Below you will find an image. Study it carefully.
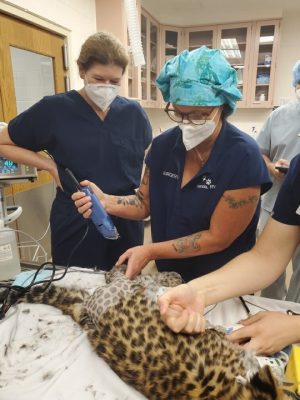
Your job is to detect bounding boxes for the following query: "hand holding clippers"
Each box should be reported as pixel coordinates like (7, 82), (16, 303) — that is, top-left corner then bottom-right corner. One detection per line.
(65, 168), (119, 240)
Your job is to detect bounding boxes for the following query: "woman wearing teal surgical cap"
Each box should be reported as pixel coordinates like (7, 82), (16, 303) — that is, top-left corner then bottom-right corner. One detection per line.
(72, 46), (272, 282)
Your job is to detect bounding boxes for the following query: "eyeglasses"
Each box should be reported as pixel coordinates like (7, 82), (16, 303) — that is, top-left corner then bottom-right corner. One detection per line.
(164, 103), (214, 125)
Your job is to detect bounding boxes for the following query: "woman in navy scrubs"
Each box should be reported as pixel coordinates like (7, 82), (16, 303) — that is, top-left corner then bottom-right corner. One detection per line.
(0, 32), (152, 269)
(158, 154), (300, 355)
(73, 46), (271, 281)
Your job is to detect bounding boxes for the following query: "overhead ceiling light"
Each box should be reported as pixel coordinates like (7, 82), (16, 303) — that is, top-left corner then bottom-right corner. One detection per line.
(221, 38), (241, 59)
(221, 49), (242, 59)
(259, 35), (274, 43)
(221, 38), (239, 50)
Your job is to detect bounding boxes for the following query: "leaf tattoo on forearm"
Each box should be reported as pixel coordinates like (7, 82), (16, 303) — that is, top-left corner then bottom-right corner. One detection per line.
(172, 233), (202, 254)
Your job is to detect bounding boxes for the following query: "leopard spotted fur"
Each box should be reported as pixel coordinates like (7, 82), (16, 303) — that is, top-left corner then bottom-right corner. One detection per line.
(6, 266), (292, 400)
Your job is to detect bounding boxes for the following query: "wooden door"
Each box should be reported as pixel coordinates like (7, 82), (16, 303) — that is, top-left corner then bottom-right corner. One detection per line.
(0, 12), (66, 120)
(0, 13), (67, 262)
(0, 12), (66, 191)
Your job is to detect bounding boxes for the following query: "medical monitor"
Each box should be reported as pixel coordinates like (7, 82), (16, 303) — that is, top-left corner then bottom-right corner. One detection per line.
(0, 157), (37, 181)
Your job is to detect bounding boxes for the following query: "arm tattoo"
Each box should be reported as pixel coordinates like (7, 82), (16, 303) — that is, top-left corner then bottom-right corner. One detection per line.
(172, 233), (201, 254)
(116, 168), (148, 209)
(223, 194), (259, 209)
(116, 190), (144, 209)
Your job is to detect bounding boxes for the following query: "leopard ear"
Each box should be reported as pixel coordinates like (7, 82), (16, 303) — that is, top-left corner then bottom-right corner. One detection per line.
(105, 264), (127, 283)
(249, 365), (282, 399)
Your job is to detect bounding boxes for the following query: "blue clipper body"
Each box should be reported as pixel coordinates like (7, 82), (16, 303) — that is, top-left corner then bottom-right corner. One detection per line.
(65, 168), (119, 240)
(80, 185), (119, 240)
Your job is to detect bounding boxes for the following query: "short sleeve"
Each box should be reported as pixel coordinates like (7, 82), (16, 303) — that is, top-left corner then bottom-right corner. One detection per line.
(226, 141), (272, 195)
(272, 154), (300, 225)
(137, 102), (152, 149)
(145, 142), (153, 167)
(256, 112), (273, 155)
(8, 97), (54, 152)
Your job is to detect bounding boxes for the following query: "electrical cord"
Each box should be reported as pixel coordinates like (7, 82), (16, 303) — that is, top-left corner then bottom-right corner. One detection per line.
(9, 153), (56, 262)
(0, 152), (100, 318)
(204, 303), (218, 316)
(10, 227), (48, 262)
(11, 184), (52, 241)
(239, 296), (251, 316)
(204, 297), (252, 318)
(0, 221), (90, 319)
(203, 295), (296, 322)
(18, 222), (50, 245)
(287, 309), (300, 316)
(238, 297), (300, 319)
(0, 226), (48, 266)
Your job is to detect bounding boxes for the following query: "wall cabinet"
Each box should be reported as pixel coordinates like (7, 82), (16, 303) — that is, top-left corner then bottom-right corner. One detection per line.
(96, 2), (280, 109)
(158, 20), (279, 108)
(127, 32), (140, 100)
(162, 26), (184, 65)
(95, 1), (160, 106)
(171, 24), (251, 107)
(249, 21), (280, 108)
(138, 16), (280, 108)
(218, 24), (252, 108)
(139, 10), (160, 107)
(186, 26), (216, 50)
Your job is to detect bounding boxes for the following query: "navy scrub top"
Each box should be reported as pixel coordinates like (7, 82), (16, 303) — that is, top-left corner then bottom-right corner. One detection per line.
(272, 154), (300, 226)
(8, 91), (152, 268)
(146, 121), (272, 282)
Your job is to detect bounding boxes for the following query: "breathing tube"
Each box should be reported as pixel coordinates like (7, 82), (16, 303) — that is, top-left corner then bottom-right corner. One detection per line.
(124, 0), (145, 66)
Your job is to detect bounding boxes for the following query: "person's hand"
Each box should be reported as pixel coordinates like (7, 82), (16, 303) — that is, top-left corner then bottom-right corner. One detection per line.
(51, 167), (63, 190)
(158, 285), (206, 334)
(116, 244), (153, 279)
(71, 180), (105, 219)
(269, 158), (289, 180)
(227, 311), (295, 355)
(46, 157), (63, 189)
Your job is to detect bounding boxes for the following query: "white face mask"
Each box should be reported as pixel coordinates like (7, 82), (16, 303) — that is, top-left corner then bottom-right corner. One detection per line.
(179, 109), (218, 151)
(295, 88), (300, 102)
(84, 82), (119, 111)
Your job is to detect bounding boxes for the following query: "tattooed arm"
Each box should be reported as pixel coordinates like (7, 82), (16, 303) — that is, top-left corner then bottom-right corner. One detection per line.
(117, 186), (261, 278)
(71, 167), (150, 221)
(158, 218), (300, 342)
(146, 186), (260, 259)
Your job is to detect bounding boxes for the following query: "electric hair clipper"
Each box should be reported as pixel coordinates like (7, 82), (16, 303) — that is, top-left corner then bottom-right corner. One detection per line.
(65, 168), (119, 240)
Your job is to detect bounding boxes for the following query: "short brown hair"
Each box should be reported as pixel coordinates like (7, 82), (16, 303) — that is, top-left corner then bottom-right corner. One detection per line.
(77, 31), (129, 74)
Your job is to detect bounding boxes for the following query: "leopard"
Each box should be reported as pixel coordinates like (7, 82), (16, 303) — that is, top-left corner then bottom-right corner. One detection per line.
(4, 265), (294, 400)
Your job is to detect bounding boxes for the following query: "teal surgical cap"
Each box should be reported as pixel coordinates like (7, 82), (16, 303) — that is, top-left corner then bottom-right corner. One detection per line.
(292, 60), (300, 87)
(156, 46), (242, 115)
